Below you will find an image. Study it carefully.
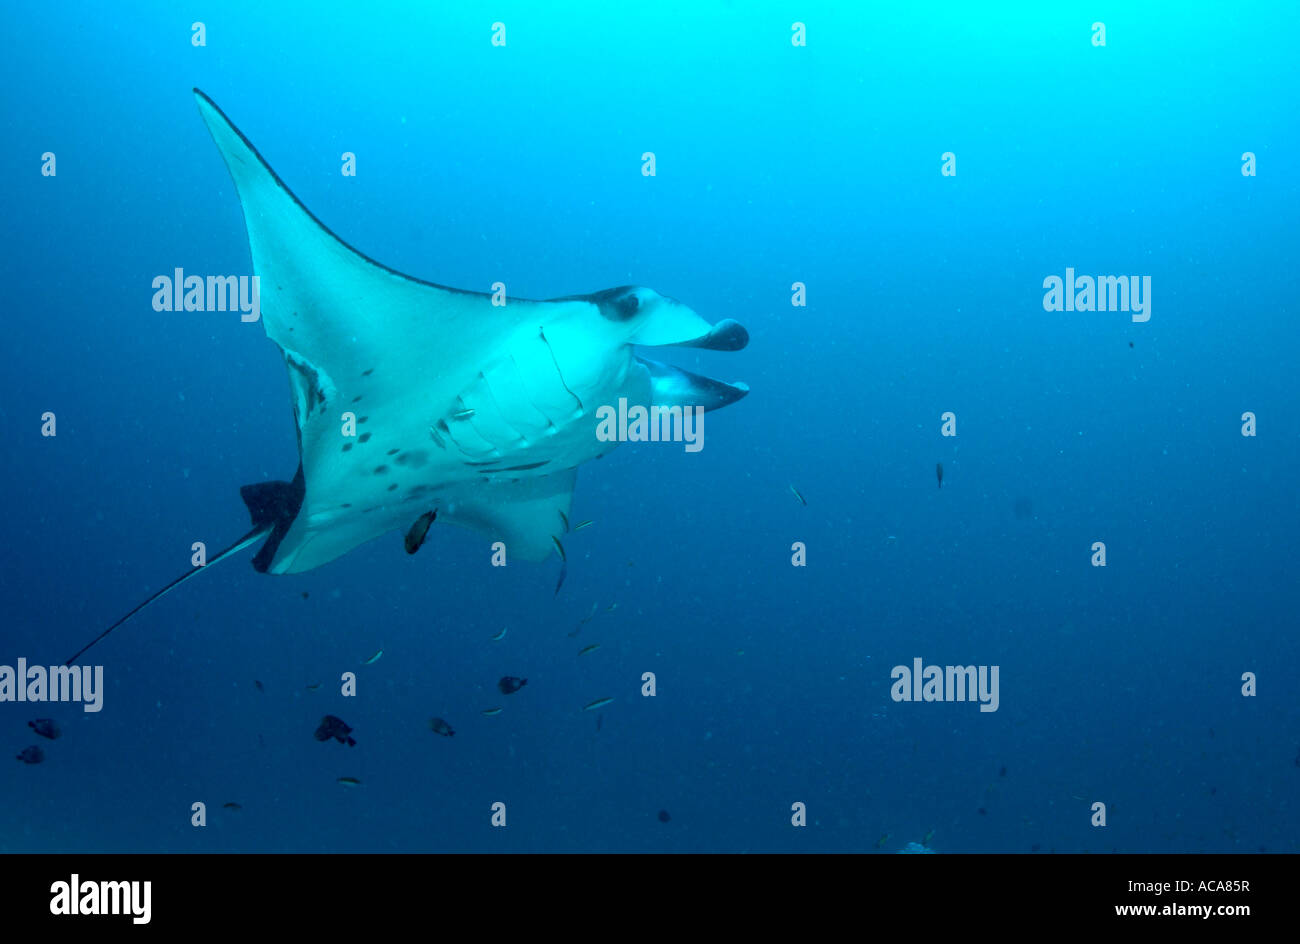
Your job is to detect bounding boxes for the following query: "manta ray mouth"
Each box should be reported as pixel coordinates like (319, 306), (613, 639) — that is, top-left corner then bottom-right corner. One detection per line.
(631, 317), (751, 411)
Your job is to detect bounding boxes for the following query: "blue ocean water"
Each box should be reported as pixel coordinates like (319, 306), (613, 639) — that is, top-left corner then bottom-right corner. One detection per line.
(1, 1), (1296, 852)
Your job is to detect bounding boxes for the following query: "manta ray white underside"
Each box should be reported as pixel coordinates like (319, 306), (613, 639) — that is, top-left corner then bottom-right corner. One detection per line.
(192, 89), (750, 575)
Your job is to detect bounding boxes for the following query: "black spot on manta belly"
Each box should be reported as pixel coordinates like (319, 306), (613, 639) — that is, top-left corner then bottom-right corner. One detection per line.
(352, 396), (363, 403)
(342, 443), (353, 452)
(387, 483), (398, 491)
(362, 368), (374, 377)
(387, 448), (399, 455)
(373, 465), (388, 474)
(394, 450), (429, 468)
(359, 433), (372, 443)
(358, 416), (369, 424)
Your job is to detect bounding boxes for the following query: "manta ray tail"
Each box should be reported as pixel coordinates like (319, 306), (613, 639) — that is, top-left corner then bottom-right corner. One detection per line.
(64, 468), (304, 664)
(63, 525), (271, 666)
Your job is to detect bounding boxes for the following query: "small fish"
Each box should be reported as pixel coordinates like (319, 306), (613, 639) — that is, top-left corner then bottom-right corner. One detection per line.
(306, 683), (321, 692)
(429, 718), (455, 737)
(789, 484), (807, 506)
(223, 802), (242, 811)
(301, 591), (310, 600)
(936, 462), (944, 489)
(555, 560), (567, 596)
(498, 676), (528, 695)
(551, 535), (566, 561)
(451, 408), (475, 419)
(595, 713), (603, 732)
(583, 697), (614, 712)
(922, 829), (934, 845)
(337, 777), (361, 787)
(404, 510), (436, 554)
(482, 707), (503, 717)
(876, 833), (890, 849)
(557, 510), (570, 532)
(314, 715), (356, 746)
(490, 627), (507, 642)
(605, 603), (618, 612)
(363, 649), (383, 665)
(657, 809), (671, 823)
(16, 746), (44, 764)
(574, 520), (593, 531)
(578, 644), (601, 656)
(28, 719), (60, 740)
(253, 680), (264, 693)
(580, 602), (599, 624)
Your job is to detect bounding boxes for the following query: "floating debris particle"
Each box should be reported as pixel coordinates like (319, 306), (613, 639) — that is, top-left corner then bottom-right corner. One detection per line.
(306, 683), (321, 692)
(314, 715), (356, 746)
(253, 680), (264, 693)
(876, 833), (890, 849)
(657, 809), (671, 823)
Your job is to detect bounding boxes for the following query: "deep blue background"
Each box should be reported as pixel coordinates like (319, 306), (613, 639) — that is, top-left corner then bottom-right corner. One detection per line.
(1, 1), (1296, 852)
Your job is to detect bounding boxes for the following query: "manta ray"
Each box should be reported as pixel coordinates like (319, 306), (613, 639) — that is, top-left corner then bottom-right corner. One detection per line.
(66, 89), (749, 664)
